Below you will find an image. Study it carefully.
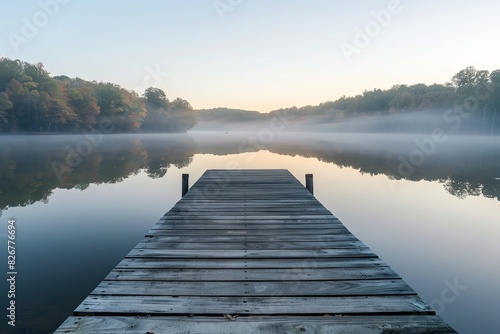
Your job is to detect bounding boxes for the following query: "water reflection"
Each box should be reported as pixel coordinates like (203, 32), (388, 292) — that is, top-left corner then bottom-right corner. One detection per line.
(0, 132), (499, 211)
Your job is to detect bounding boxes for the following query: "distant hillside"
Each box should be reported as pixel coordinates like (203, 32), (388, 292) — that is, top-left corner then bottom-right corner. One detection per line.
(194, 66), (500, 134)
(196, 108), (264, 121)
(2, 57), (498, 134)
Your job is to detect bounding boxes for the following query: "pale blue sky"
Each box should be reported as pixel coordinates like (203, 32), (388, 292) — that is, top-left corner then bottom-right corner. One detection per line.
(1, 0), (498, 112)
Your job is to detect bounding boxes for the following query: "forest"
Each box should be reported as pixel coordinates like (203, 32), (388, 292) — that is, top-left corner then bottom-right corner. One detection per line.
(0, 57), (196, 133)
(201, 66), (500, 134)
(1, 56), (499, 134)
(269, 66), (500, 119)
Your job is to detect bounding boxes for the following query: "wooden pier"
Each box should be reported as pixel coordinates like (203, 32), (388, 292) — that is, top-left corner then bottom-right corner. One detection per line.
(56, 169), (456, 333)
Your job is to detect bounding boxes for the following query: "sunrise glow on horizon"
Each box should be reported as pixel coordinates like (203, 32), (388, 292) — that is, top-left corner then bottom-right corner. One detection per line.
(1, 0), (498, 112)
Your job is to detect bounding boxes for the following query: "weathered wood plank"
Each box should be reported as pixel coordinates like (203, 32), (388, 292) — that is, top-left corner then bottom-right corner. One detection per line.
(147, 229), (352, 237)
(158, 218), (340, 223)
(115, 257), (386, 269)
(74, 295), (434, 316)
(126, 248), (376, 258)
(105, 267), (400, 281)
(150, 223), (348, 230)
(137, 234), (359, 243)
(135, 240), (367, 250)
(92, 279), (414, 297)
(56, 315), (457, 334)
(150, 224), (349, 230)
(162, 214), (336, 219)
(170, 205), (330, 209)
(170, 208), (331, 213)
(156, 218), (341, 224)
(166, 211), (333, 216)
(174, 201), (326, 206)
(153, 222), (346, 229)
(169, 202), (327, 206)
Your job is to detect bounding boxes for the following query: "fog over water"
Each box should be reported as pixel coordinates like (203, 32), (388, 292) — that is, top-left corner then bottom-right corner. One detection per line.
(0, 129), (499, 333)
(1, 128), (499, 211)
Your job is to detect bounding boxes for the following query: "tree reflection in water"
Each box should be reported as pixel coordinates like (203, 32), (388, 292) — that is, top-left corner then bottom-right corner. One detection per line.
(0, 132), (499, 211)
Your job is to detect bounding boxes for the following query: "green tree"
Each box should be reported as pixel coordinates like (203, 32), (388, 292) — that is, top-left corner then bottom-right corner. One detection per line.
(488, 70), (500, 109)
(94, 82), (143, 131)
(0, 92), (13, 125)
(0, 58), (23, 91)
(169, 97), (197, 131)
(68, 80), (100, 130)
(144, 87), (169, 110)
(451, 66), (490, 98)
(4, 78), (26, 130)
(122, 90), (147, 130)
(389, 92), (415, 112)
(141, 88), (197, 132)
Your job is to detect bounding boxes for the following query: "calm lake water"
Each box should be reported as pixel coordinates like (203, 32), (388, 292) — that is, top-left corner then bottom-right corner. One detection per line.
(1, 132), (499, 333)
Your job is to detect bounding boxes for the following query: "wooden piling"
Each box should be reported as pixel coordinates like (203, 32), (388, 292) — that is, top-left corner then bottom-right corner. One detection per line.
(182, 174), (189, 197)
(305, 173), (314, 195)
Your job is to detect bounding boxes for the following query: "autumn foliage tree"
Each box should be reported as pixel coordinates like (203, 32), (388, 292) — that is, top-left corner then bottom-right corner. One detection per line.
(0, 57), (196, 133)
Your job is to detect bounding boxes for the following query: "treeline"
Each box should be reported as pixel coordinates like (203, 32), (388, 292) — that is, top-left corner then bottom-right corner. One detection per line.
(0, 57), (196, 133)
(269, 66), (500, 121)
(197, 66), (500, 132)
(268, 83), (459, 120)
(196, 107), (263, 122)
(2, 57), (499, 133)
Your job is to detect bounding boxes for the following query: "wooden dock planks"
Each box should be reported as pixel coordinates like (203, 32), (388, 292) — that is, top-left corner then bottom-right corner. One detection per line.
(55, 169), (457, 333)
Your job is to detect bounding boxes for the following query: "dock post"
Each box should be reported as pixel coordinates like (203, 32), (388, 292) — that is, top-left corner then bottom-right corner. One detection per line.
(182, 174), (189, 197)
(305, 174), (313, 195)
